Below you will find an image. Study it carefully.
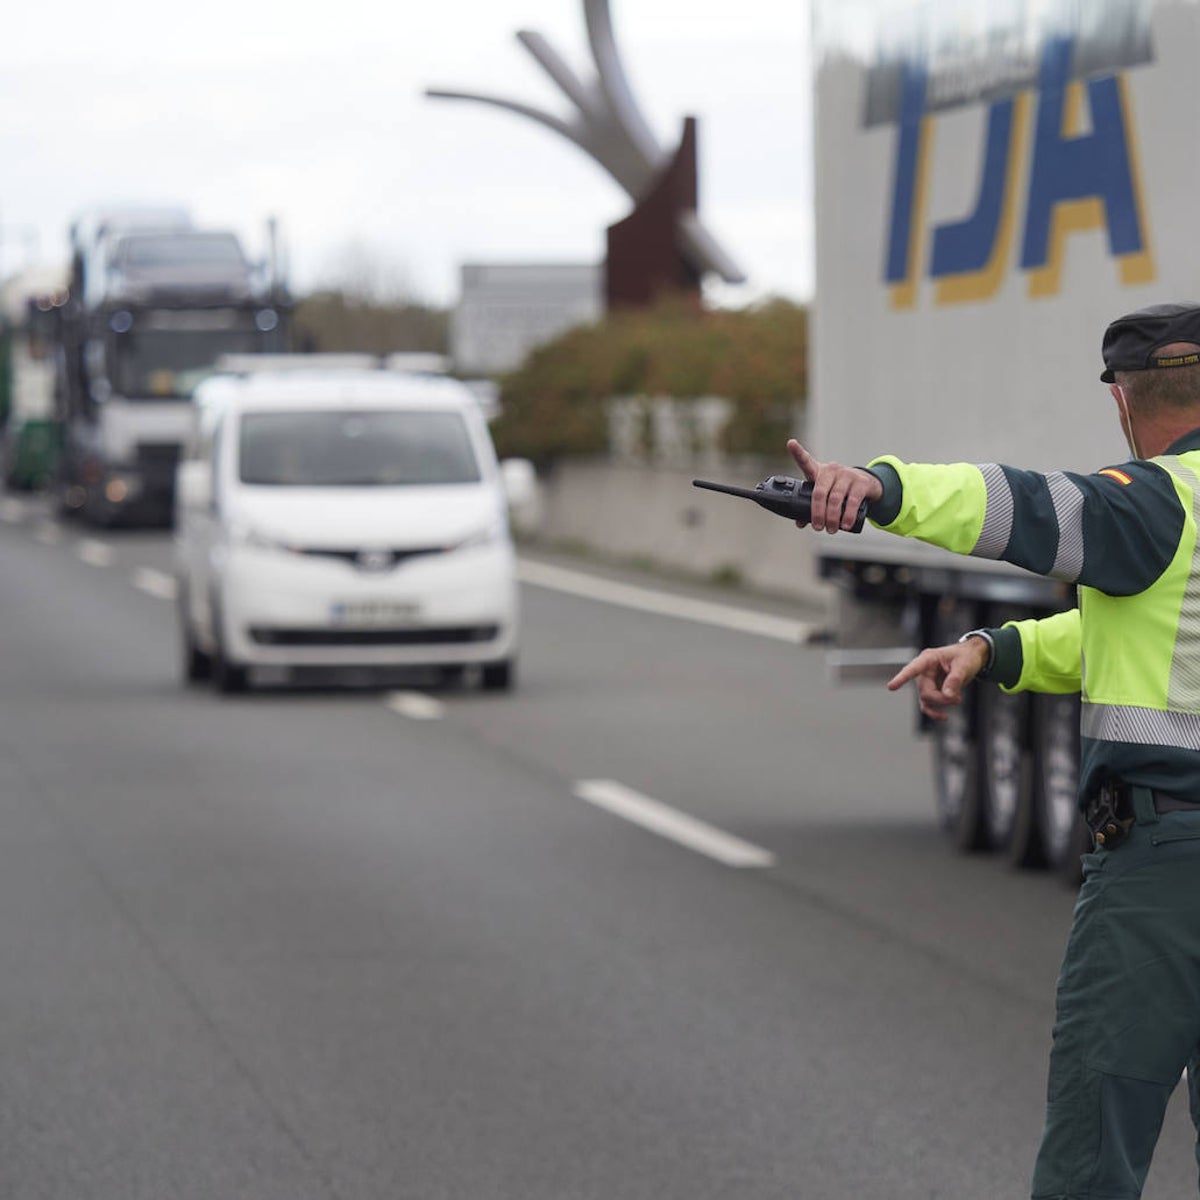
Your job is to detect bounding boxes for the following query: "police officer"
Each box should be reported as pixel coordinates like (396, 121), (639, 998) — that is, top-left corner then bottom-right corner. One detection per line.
(789, 301), (1200, 1199)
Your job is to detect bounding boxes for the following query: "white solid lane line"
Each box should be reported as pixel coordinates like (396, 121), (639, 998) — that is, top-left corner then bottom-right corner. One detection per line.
(516, 559), (816, 645)
(130, 567), (178, 600)
(76, 538), (114, 567)
(574, 779), (777, 869)
(0, 499), (24, 523)
(386, 692), (446, 721)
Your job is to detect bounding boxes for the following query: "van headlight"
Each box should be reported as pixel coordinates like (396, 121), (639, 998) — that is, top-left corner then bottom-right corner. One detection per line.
(453, 514), (509, 551)
(226, 520), (291, 553)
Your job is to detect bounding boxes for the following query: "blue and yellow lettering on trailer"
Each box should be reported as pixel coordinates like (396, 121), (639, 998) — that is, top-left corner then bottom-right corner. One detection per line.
(884, 35), (1155, 309)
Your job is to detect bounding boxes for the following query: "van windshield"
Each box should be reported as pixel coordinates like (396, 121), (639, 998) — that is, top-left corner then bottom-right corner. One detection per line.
(238, 410), (482, 487)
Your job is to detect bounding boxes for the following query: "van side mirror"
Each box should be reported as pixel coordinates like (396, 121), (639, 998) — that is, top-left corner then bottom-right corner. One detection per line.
(176, 459), (212, 511)
(499, 457), (541, 534)
(500, 457), (537, 507)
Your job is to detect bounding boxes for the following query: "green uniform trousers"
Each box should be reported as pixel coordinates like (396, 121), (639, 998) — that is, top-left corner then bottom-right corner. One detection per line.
(1032, 789), (1200, 1199)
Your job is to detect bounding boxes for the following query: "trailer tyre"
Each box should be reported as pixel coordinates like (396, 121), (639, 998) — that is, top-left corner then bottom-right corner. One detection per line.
(930, 599), (987, 851)
(1031, 693), (1086, 885)
(933, 687), (988, 851)
(978, 686), (1032, 856)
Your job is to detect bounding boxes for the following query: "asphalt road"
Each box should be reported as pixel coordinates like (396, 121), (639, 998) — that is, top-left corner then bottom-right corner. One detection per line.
(0, 498), (1195, 1199)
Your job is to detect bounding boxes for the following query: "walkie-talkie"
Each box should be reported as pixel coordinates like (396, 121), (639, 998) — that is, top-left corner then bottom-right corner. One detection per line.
(692, 474), (870, 533)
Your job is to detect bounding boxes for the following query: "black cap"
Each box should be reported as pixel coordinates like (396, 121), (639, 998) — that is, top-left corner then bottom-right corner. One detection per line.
(1100, 302), (1200, 383)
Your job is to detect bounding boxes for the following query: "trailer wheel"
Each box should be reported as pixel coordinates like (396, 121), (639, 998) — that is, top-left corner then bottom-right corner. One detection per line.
(978, 686), (1031, 856)
(930, 599), (987, 850)
(933, 687), (988, 850)
(1031, 693), (1086, 885)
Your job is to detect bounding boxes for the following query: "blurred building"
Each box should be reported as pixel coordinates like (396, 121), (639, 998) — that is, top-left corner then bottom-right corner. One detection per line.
(451, 263), (602, 376)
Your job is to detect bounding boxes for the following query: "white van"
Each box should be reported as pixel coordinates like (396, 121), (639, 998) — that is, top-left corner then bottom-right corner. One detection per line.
(174, 367), (529, 693)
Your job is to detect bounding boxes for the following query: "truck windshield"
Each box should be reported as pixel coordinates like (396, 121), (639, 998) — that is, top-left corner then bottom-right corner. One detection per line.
(113, 329), (267, 399)
(238, 411), (482, 487)
(118, 233), (247, 270)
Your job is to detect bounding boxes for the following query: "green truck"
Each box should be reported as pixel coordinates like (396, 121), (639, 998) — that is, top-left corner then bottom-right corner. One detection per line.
(0, 267), (66, 491)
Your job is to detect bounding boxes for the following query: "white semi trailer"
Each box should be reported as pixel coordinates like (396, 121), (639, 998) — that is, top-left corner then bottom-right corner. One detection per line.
(809, 0), (1188, 881)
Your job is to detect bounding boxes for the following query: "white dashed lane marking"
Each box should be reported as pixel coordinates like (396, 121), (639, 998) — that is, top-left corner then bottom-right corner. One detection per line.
(76, 539), (114, 567)
(573, 779), (777, 869)
(0, 499), (25, 523)
(130, 567), (179, 601)
(385, 692), (447, 721)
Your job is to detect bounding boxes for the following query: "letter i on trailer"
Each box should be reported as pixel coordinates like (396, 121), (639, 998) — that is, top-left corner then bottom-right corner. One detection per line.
(809, 0), (1184, 881)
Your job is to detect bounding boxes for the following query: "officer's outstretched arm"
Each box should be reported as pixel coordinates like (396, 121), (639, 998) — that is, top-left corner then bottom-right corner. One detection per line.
(860, 452), (1183, 595)
(887, 639), (991, 721)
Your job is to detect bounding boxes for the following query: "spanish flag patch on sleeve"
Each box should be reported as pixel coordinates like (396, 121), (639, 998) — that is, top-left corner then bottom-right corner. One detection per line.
(1099, 468), (1134, 485)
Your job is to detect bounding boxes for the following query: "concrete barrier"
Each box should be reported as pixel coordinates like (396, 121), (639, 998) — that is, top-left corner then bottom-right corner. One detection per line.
(514, 457), (836, 613)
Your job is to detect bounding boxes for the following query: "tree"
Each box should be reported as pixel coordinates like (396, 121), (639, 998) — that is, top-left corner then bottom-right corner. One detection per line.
(291, 292), (449, 356)
(491, 298), (807, 464)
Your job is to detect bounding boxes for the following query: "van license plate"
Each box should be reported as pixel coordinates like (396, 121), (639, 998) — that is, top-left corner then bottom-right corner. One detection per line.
(331, 601), (421, 626)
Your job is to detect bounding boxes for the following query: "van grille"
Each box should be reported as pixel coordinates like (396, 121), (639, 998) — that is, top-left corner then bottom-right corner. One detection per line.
(294, 546), (447, 571)
(249, 624), (499, 647)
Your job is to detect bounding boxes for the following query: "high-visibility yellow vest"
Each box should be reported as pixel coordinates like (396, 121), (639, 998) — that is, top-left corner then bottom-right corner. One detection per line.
(1076, 452), (1200, 750)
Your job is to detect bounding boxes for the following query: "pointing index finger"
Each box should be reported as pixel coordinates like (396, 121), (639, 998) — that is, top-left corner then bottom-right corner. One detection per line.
(787, 438), (819, 481)
(887, 650), (931, 691)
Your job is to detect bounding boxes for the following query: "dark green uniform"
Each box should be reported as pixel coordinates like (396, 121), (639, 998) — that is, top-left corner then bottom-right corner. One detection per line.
(867, 431), (1200, 1198)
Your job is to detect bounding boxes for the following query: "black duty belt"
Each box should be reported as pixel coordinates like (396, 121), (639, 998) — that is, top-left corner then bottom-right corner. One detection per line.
(1085, 780), (1200, 848)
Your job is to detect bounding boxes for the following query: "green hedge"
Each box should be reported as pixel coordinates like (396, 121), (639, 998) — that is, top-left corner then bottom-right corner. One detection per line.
(292, 291), (448, 355)
(491, 298), (807, 464)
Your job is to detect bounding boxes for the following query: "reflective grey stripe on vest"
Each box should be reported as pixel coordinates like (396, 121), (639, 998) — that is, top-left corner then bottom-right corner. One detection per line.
(1082, 702), (1200, 751)
(972, 463), (1013, 559)
(1156, 456), (1200, 710)
(969, 464), (1083, 576)
(1045, 471), (1085, 581)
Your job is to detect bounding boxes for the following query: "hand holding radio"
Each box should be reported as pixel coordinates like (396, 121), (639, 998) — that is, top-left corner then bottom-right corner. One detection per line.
(785, 439), (883, 533)
(691, 441), (882, 535)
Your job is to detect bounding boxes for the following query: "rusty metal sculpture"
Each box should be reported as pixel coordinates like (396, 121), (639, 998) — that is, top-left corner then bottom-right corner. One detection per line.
(426, 0), (745, 308)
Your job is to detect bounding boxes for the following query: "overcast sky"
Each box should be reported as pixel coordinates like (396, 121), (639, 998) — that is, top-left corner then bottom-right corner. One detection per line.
(0, 1), (812, 307)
